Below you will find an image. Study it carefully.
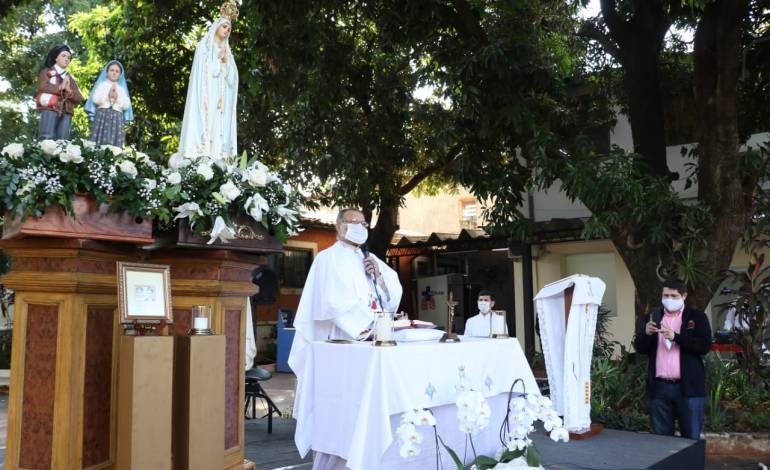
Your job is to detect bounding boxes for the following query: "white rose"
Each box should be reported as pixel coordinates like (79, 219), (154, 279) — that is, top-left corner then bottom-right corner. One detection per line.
(39, 139), (60, 155)
(62, 143), (83, 163)
(242, 167), (268, 187)
(118, 160), (138, 178)
(82, 140), (96, 149)
(219, 180), (241, 202)
(135, 151), (152, 165)
(1, 143), (24, 159)
(196, 163), (214, 181)
(166, 171), (182, 185)
(143, 178), (157, 190)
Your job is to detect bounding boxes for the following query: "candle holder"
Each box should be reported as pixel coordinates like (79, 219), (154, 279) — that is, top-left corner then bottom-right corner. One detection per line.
(490, 310), (509, 338)
(190, 305), (213, 336)
(373, 311), (397, 347)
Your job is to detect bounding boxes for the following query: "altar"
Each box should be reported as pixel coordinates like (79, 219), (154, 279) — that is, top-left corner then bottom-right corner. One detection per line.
(299, 337), (538, 470)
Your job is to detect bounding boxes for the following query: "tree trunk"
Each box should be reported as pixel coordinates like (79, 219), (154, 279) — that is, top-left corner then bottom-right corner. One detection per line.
(610, 231), (672, 335)
(601, 0), (671, 178)
(367, 198), (399, 260)
(692, 0), (754, 309)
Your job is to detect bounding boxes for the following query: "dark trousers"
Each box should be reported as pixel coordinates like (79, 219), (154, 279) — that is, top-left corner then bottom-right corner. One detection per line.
(648, 379), (705, 439)
(38, 110), (72, 140)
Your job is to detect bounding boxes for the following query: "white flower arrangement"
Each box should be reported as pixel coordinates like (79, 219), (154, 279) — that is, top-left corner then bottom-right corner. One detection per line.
(0, 140), (303, 246)
(164, 152), (302, 244)
(395, 372), (568, 470)
(0, 139), (169, 222)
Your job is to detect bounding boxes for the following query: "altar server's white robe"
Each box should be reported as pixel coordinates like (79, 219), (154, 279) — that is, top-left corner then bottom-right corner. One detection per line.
(289, 240), (402, 458)
(535, 274), (605, 433)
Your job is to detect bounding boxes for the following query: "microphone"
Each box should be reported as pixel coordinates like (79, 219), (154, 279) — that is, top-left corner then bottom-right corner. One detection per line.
(361, 244), (384, 309)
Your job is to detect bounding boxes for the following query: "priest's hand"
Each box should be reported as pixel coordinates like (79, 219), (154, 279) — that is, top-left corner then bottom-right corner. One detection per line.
(363, 255), (381, 278)
(645, 319), (659, 336)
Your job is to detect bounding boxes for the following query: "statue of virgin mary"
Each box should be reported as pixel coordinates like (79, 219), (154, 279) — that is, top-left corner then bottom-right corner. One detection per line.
(177, 1), (239, 163)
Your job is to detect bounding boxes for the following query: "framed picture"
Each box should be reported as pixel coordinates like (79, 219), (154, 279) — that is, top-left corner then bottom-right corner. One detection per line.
(117, 262), (173, 323)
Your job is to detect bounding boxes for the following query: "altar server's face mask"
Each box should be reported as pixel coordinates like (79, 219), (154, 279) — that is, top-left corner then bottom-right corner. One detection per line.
(478, 300), (491, 314)
(344, 222), (368, 245)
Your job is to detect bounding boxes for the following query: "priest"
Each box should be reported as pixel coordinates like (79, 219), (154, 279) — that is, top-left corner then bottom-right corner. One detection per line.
(289, 208), (403, 466)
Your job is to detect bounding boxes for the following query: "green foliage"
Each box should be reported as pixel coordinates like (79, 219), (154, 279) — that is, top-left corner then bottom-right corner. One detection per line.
(704, 352), (770, 432)
(590, 347), (648, 431)
(718, 255), (770, 389)
(594, 304), (620, 359)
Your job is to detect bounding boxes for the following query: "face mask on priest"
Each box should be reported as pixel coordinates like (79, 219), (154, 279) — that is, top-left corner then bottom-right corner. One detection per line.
(344, 222), (368, 246)
(477, 300), (492, 314)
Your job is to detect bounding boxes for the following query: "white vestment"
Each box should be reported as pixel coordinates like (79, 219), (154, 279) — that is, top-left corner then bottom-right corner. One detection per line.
(534, 274), (605, 433)
(245, 300), (257, 370)
(178, 17), (238, 162)
(464, 312), (492, 337)
(289, 241), (403, 459)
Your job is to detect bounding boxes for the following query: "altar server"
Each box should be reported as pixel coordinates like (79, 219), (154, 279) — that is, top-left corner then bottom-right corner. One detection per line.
(535, 274), (605, 433)
(464, 289), (497, 337)
(289, 208), (403, 461)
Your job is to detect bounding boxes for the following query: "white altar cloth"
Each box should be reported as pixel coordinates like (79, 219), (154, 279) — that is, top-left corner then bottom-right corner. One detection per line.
(300, 337), (537, 470)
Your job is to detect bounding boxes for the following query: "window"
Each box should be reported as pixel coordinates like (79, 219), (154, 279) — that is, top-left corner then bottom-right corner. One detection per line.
(460, 200), (478, 229)
(280, 248), (313, 289)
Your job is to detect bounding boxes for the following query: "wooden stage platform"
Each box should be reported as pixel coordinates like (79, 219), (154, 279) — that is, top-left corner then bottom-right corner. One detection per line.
(532, 427), (705, 470)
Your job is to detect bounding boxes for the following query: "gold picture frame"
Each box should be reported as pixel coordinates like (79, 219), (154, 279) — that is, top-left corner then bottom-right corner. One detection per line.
(117, 261), (173, 323)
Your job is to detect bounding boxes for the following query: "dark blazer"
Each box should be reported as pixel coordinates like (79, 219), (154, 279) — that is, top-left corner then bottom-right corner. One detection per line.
(634, 306), (712, 397)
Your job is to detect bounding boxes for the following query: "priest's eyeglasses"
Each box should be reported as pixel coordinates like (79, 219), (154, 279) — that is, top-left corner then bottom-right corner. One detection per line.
(343, 220), (369, 228)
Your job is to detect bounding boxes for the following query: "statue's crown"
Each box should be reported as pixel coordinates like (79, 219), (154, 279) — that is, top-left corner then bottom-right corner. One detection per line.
(219, 1), (239, 22)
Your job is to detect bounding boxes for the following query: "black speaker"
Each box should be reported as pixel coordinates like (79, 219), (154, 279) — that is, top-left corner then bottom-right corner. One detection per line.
(252, 266), (278, 305)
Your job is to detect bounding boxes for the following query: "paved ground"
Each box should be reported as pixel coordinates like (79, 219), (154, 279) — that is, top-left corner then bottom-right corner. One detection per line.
(0, 373), (764, 469)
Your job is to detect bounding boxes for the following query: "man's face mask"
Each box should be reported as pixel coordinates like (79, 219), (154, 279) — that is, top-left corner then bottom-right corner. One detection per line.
(478, 300), (491, 314)
(345, 222), (368, 245)
(661, 297), (684, 312)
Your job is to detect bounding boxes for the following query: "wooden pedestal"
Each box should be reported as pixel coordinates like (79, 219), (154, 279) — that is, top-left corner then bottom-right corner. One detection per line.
(173, 335), (225, 470)
(0, 238), (136, 470)
(148, 248), (263, 470)
(0, 238), (266, 470)
(117, 336), (174, 470)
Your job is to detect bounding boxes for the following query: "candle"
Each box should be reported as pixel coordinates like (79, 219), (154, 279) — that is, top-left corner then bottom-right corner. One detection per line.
(375, 313), (394, 342)
(193, 316), (209, 330)
(491, 311), (506, 336)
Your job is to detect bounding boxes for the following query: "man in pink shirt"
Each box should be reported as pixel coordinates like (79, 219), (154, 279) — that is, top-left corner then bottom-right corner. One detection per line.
(633, 279), (712, 439)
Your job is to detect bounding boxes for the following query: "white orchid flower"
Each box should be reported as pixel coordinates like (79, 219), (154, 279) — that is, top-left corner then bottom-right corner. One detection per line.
(1, 143), (24, 159)
(549, 426), (569, 443)
(414, 409), (436, 426)
(207, 216), (236, 244)
(398, 443), (420, 458)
